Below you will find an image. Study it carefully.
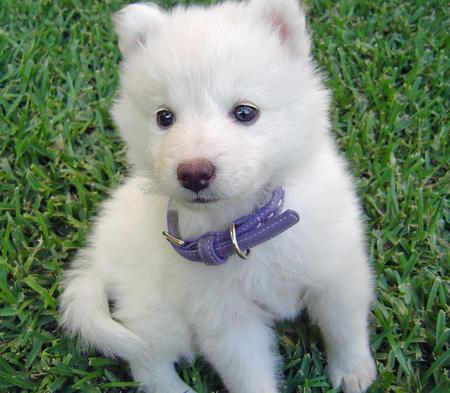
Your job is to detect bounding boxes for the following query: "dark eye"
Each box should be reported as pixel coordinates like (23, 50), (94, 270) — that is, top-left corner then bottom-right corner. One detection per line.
(157, 109), (176, 128)
(233, 104), (259, 123)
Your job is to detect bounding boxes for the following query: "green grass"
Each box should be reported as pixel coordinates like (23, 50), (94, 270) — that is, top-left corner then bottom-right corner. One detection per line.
(0, 0), (448, 391)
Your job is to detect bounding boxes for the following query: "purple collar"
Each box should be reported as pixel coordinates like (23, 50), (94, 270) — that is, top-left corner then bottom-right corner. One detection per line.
(162, 187), (300, 265)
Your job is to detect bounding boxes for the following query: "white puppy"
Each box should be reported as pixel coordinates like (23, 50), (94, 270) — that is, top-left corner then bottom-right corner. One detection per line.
(59, 1), (377, 392)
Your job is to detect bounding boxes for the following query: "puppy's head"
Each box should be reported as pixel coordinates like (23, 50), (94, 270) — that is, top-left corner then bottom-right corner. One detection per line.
(112, 0), (329, 209)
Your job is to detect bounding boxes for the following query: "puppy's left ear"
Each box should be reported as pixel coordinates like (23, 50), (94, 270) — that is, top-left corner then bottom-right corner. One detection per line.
(113, 3), (164, 58)
(248, 0), (310, 57)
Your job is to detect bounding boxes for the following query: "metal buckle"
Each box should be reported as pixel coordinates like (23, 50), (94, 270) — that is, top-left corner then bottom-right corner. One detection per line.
(229, 223), (250, 259)
(162, 231), (185, 246)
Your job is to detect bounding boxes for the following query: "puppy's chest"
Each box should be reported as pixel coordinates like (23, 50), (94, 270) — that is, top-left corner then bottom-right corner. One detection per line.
(244, 251), (305, 320)
(173, 245), (304, 321)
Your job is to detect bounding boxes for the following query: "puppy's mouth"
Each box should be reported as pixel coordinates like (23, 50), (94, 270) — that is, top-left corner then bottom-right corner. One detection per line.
(179, 188), (223, 206)
(178, 191), (224, 208)
(189, 196), (220, 205)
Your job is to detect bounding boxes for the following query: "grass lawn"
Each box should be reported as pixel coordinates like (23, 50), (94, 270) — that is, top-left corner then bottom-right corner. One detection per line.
(0, 0), (448, 392)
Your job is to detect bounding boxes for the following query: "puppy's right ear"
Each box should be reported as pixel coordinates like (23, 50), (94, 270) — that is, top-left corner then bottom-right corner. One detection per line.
(113, 3), (164, 58)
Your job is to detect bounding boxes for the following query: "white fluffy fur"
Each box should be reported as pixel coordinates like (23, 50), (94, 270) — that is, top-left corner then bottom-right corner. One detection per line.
(59, 1), (376, 392)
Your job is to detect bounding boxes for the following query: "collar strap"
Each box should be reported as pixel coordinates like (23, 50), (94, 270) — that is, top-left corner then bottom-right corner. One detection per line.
(162, 187), (300, 265)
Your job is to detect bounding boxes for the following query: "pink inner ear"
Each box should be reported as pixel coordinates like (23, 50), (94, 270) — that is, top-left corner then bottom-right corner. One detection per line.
(270, 13), (290, 43)
(136, 33), (146, 47)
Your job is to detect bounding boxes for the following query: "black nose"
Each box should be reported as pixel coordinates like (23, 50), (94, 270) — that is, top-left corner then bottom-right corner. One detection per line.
(177, 159), (215, 193)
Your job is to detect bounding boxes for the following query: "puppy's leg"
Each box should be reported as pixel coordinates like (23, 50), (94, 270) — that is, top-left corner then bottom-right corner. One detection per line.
(114, 301), (195, 393)
(305, 269), (376, 393)
(197, 318), (280, 393)
(130, 360), (194, 393)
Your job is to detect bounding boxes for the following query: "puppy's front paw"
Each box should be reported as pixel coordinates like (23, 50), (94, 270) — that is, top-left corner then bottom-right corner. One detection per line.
(329, 357), (376, 393)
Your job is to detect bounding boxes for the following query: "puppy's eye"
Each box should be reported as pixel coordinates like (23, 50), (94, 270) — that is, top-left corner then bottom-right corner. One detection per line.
(157, 110), (176, 128)
(233, 104), (259, 123)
